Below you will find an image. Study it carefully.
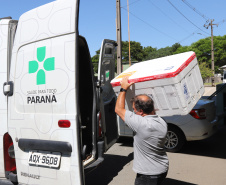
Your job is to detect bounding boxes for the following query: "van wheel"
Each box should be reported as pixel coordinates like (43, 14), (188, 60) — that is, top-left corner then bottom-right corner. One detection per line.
(165, 125), (185, 152)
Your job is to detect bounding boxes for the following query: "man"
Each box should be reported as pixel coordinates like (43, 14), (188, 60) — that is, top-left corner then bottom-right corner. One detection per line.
(115, 76), (169, 185)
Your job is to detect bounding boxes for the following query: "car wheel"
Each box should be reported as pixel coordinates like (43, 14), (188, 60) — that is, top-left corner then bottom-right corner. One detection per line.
(165, 125), (186, 152)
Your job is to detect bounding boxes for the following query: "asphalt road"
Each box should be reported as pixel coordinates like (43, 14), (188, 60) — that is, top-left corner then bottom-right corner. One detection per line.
(85, 125), (226, 185)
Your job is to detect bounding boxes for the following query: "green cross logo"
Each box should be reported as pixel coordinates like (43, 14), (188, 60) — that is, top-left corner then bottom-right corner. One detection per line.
(29, 46), (55, 85)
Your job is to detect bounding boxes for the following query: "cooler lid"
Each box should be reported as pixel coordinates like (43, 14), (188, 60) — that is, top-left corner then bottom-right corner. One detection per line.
(111, 51), (196, 87)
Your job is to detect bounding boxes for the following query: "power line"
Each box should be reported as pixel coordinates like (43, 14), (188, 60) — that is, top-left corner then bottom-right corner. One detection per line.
(146, 0), (190, 34)
(181, 0), (210, 22)
(178, 32), (195, 44)
(167, 0), (210, 36)
(216, 19), (226, 25)
(181, 0), (225, 36)
(121, 7), (177, 41)
(177, 29), (210, 44)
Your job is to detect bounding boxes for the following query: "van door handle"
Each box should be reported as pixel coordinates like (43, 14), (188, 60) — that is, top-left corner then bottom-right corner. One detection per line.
(81, 126), (86, 129)
(3, 81), (14, 96)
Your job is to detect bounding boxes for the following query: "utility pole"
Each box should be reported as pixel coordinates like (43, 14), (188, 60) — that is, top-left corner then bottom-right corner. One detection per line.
(116, 0), (122, 74)
(127, 0), (131, 66)
(204, 19), (218, 87)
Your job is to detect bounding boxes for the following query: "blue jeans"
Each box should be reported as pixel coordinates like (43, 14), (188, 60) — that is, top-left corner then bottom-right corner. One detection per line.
(135, 171), (167, 185)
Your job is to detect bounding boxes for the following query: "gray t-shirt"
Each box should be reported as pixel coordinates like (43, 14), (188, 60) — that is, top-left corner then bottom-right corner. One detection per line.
(125, 110), (169, 175)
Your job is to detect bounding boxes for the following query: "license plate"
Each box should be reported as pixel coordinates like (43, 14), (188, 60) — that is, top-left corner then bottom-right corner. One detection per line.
(28, 151), (61, 168)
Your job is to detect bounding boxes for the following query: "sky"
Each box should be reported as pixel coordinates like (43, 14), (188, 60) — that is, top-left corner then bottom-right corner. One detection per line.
(1, 0), (226, 57)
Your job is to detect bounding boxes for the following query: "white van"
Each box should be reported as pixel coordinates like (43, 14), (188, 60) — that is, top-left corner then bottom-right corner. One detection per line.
(0, 17), (17, 182)
(1, 0), (118, 184)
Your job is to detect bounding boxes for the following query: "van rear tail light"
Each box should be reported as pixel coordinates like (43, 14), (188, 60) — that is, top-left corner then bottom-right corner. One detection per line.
(189, 108), (206, 119)
(58, 120), (71, 128)
(3, 133), (16, 172)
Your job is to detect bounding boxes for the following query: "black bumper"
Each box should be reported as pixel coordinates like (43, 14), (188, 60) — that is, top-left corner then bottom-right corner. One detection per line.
(0, 172), (18, 185)
(0, 178), (15, 185)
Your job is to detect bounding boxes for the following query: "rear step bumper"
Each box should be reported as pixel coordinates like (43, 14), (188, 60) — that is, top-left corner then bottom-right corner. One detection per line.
(0, 172), (18, 185)
(84, 141), (104, 174)
(0, 178), (16, 185)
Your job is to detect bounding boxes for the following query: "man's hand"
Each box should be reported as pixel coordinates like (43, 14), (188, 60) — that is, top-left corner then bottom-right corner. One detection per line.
(121, 76), (134, 90)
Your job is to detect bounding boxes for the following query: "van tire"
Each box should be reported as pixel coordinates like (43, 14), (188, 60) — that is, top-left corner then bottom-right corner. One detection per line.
(165, 125), (186, 152)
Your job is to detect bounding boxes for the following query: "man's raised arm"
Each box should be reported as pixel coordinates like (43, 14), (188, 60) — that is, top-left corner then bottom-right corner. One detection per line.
(115, 76), (134, 121)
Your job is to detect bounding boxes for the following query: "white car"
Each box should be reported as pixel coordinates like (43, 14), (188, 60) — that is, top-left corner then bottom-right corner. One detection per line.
(118, 98), (218, 152)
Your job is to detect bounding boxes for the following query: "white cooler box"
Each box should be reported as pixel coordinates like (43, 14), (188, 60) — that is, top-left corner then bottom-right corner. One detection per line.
(111, 51), (204, 116)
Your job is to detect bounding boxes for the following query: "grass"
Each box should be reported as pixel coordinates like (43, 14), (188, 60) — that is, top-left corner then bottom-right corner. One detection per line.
(204, 82), (222, 86)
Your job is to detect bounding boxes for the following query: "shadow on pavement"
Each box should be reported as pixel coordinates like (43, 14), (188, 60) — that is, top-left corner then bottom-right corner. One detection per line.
(163, 178), (197, 185)
(179, 125), (226, 159)
(85, 152), (133, 185)
(201, 96), (212, 99)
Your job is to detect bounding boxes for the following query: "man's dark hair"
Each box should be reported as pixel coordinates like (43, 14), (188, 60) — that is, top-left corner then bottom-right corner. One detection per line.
(130, 94), (154, 114)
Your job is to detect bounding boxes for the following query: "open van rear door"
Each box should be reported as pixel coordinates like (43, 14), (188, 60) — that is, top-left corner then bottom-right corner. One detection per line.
(7, 0), (84, 185)
(98, 40), (118, 151)
(0, 18), (17, 178)
(0, 18), (9, 179)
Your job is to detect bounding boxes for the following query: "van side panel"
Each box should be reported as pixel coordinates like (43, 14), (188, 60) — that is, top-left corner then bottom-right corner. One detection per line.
(0, 19), (10, 178)
(8, 0), (82, 184)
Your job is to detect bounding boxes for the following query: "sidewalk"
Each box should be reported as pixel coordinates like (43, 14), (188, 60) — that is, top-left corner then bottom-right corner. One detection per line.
(86, 125), (226, 185)
(203, 86), (216, 97)
(163, 125), (226, 185)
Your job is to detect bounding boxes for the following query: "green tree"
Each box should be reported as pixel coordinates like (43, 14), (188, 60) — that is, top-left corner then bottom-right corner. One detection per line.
(212, 35), (226, 72)
(91, 49), (100, 74)
(171, 43), (182, 53)
(146, 46), (172, 60)
(145, 43), (181, 60)
(173, 45), (191, 54)
(190, 38), (212, 66)
(186, 36), (226, 73)
(122, 41), (144, 62)
(199, 62), (213, 81)
(143, 46), (156, 60)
